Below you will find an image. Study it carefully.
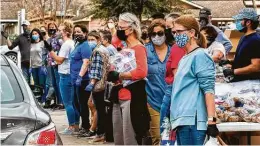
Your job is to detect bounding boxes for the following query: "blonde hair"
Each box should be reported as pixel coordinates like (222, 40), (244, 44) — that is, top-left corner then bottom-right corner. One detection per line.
(60, 21), (73, 38)
(119, 12), (141, 40)
(175, 15), (207, 48)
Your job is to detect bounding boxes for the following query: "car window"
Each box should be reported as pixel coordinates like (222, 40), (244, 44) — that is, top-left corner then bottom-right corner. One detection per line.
(1, 66), (23, 104)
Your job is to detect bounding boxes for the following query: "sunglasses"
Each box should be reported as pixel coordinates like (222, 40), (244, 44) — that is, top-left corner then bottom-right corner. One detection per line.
(151, 31), (164, 37)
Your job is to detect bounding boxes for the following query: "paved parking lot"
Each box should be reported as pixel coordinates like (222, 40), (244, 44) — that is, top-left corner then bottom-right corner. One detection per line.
(48, 109), (113, 145)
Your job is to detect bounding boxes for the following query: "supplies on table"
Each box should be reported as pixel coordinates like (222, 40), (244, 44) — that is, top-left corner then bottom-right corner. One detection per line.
(215, 80), (260, 123)
(109, 49), (137, 87)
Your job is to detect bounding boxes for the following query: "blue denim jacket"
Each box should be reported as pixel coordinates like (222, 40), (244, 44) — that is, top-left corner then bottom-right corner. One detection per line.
(170, 48), (215, 130)
(145, 42), (171, 112)
(209, 24), (233, 53)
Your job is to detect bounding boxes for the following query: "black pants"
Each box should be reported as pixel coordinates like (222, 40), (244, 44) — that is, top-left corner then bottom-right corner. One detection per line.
(74, 80), (91, 130)
(92, 90), (105, 135)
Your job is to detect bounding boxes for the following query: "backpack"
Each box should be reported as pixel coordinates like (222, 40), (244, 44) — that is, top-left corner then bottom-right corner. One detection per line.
(89, 45), (110, 92)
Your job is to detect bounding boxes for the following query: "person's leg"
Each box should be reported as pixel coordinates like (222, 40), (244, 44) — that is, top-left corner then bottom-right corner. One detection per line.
(120, 100), (138, 145)
(31, 68), (40, 86)
(39, 69), (47, 103)
(78, 80), (91, 130)
(54, 67), (62, 104)
(21, 64), (30, 84)
(88, 96), (97, 132)
(112, 103), (124, 145)
(73, 85), (80, 129)
(92, 90), (106, 135)
(176, 126), (192, 145)
(191, 124), (206, 145)
(148, 104), (161, 145)
(59, 74), (76, 126)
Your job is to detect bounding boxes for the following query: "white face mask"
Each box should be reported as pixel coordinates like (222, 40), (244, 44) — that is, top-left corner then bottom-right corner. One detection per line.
(151, 35), (166, 46)
(108, 23), (115, 29)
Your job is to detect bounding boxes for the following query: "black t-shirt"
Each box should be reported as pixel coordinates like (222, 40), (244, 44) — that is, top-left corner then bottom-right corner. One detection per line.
(233, 32), (260, 81)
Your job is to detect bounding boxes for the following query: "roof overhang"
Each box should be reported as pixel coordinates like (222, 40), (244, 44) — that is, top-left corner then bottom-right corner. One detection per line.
(180, 0), (204, 9)
(0, 20), (18, 23)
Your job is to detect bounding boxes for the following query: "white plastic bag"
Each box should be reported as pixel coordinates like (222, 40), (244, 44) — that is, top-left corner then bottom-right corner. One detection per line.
(204, 137), (218, 146)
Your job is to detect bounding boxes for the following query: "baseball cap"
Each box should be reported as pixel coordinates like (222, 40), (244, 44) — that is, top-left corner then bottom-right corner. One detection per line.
(199, 8), (212, 18)
(233, 8), (259, 21)
(21, 20), (30, 26)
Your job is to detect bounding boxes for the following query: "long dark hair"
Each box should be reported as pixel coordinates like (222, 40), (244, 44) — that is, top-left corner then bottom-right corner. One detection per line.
(30, 28), (43, 43)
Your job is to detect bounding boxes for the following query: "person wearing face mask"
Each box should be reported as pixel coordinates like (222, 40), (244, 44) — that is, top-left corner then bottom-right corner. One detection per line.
(144, 19), (171, 145)
(171, 15), (219, 145)
(200, 26), (226, 63)
(84, 30), (112, 143)
(165, 12), (181, 46)
(30, 28), (48, 103)
(46, 22), (64, 109)
(2, 20), (31, 83)
(69, 25), (93, 137)
(46, 22), (79, 135)
(199, 8), (233, 53)
(108, 17), (125, 50)
(141, 26), (150, 45)
(107, 12), (150, 145)
(221, 8), (260, 82)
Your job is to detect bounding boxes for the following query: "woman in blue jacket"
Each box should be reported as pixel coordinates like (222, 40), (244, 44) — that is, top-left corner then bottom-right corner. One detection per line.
(170, 15), (219, 145)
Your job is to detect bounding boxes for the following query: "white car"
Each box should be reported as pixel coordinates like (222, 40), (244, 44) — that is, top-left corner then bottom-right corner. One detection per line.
(0, 45), (19, 64)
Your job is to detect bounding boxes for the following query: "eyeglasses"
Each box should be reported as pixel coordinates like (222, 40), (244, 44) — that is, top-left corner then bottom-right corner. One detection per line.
(151, 31), (164, 37)
(174, 29), (189, 34)
(117, 26), (131, 31)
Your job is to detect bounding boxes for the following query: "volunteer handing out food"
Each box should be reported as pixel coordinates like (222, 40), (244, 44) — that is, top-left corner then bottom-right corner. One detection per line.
(220, 8), (260, 82)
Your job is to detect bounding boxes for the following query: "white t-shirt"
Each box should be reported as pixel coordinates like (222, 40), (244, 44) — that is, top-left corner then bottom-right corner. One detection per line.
(58, 39), (75, 74)
(206, 41), (226, 59)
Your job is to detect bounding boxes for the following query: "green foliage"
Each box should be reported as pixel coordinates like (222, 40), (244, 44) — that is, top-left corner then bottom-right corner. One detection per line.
(87, 0), (176, 20)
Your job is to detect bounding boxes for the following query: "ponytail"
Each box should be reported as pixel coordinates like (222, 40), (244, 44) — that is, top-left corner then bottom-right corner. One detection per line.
(197, 32), (207, 48)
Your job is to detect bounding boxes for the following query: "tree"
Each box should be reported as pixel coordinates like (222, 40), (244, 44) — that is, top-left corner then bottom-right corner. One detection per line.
(87, 0), (176, 20)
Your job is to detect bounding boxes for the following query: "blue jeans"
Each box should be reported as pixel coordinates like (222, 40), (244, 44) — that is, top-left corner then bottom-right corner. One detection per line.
(59, 73), (80, 125)
(52, 67), (62, 104)
(176, 124), (206, 145)
(160, 84), (172, 134)
(31, 67), (47, 102)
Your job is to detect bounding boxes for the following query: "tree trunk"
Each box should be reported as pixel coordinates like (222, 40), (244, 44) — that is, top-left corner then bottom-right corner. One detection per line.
(252, 0), (257, 10)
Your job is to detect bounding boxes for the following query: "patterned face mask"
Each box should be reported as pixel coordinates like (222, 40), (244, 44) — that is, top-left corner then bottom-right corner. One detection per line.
(175, 33), (189, 48)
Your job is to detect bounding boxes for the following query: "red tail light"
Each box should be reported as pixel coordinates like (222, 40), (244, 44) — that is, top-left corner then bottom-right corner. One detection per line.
(37, 129), (56, 145)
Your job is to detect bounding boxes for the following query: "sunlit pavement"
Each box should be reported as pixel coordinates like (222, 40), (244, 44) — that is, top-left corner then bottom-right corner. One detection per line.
(47, 109), (114, 145)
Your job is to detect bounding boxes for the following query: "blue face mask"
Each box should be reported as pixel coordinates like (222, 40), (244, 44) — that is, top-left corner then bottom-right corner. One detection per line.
(175, 33), (189, 48)
(32, 35), (39, 41)
(235, 21), (245, 31)
(88, 41), (97, 50)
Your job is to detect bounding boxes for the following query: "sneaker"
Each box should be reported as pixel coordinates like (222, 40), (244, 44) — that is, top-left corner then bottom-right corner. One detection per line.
(79, 128), (88, 135)
(59, 128), (78, 135)
(79, 130), (96, 138)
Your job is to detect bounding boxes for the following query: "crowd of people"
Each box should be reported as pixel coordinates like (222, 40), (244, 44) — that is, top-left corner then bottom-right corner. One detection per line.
(2, 7), (260, 145)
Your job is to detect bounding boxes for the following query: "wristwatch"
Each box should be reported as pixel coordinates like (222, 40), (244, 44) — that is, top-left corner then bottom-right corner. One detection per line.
(208, 116), (217, 122)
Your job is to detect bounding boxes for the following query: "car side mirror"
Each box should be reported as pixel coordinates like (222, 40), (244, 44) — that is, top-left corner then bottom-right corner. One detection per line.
(29, 85), (44, 102)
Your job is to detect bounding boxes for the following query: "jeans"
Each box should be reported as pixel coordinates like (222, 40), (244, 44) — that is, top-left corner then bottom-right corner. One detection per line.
(52, 66), (62, 104)
(21, 64), (30, 84)
(92, 90), (106, 135)
(31, 67), (47, 102)
(59, 73), (80, 125)
(160, 84), (172, 134)
(176, 123), (206, 145)
(73, 80), (91, 130)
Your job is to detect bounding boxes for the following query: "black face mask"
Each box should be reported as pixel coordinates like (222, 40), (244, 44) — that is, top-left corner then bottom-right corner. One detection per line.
(199, 18), (209, 28)
(41, 31), (46, 36)
(165, 28), (174, 40)
(206, 36), (215, 47)
(48, 29), (57, 35)
(74, 34), (86, 42)
(117, 29), (127, 41)
(141, 32), (148, 40)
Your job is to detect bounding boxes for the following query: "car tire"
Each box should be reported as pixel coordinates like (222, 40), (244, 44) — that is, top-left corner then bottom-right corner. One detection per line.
(5, 52), (17, 64)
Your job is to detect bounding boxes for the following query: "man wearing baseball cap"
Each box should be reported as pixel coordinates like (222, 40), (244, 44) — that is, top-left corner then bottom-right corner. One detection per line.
(199, 8), (233, 53)
(2, 20), (31, 83)
(222, 8), (260, 82)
